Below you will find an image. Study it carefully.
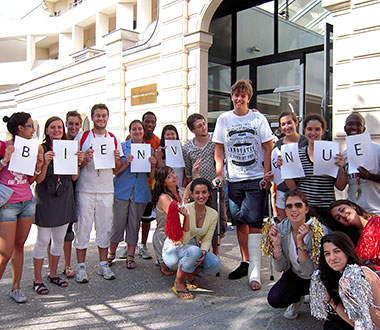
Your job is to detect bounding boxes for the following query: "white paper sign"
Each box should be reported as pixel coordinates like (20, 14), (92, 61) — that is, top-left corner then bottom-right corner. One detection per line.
(346, 133), (375, 174)
(314, 140), (340, 177)
(280, 143), (305, 179)
(165, 140), (185, 168)
(271, 147), (284, 185)
(8, 136), (38, 176)
(92, 137), (115, 170)
(53, 140), (78, 175)
(130, 143), (151, 173)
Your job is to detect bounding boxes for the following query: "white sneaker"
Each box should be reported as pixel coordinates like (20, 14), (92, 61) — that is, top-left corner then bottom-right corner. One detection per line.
(138, 245), (152, 259)
(119, 246), (128, 259)
(10, 289), (27, 303)
(98, 263), (116, 280)
(76, 265), (89, 283)
(283, 296), (305, 320)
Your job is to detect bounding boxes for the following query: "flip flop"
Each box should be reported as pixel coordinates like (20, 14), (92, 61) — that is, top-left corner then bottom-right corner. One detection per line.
(186, 279), (199, 290)
(172, 286), (194, 300)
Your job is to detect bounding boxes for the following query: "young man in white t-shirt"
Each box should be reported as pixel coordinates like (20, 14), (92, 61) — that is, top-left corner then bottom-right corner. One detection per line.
(74, 104), (123, 283)
(213, 80), (273, 291)
(342, 112), (380, 215)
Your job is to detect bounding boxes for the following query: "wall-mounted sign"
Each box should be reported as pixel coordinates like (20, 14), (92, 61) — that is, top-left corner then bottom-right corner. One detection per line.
(131, 84), (157, 106)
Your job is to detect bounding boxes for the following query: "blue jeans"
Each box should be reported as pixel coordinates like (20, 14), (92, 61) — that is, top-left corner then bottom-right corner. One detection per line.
(228, 179), (266, 228)
(0, 198), (35, 222)
(162, 239), (221, 276)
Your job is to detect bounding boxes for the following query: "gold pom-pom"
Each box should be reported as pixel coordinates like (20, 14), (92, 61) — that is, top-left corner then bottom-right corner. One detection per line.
(261, 218), (274, 257)
(310, 217), (323, 264)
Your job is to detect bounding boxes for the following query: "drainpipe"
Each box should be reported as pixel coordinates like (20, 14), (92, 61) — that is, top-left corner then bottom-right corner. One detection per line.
(121, 64), (127, 140)
(183, 0), (189, 142)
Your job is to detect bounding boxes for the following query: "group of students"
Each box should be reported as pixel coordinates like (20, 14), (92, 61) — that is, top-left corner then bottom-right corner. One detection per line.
(0, 104), (225, 304)
(0, 79), (379, 329)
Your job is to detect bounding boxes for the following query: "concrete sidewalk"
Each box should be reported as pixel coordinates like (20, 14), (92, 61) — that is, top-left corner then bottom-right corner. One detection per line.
(0, 224), (323, 329)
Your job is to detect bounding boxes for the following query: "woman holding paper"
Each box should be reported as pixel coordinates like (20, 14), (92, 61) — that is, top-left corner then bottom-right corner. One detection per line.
(0, 112), (43, 303)
(33, 116), (82, 295)
(265, 189), (329, 319)
(280, 114), (346, 227)
(155, 125), (185, 187)
(274, 111), (308, 220)
(107, 120), (157, 269)
(330, 199), (380, 266)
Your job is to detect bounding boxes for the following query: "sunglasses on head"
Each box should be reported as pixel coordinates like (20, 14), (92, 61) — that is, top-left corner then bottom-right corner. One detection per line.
(285, 202), (304, 209)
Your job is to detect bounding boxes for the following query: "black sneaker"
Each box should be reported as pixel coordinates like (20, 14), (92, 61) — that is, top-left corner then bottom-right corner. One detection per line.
(228, 261), (249, 279)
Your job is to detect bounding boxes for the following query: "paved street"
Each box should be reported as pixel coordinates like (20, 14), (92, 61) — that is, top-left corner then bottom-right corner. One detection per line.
(0, 224), (323, 329)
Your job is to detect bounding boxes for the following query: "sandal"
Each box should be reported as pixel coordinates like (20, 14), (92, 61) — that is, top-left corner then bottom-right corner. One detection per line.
(33, 281), (49, 295)
(47, 275), (68, 287)
(126, 255), (136, 269)
(172, 286), (194, 300)
(63, 266), (75, 278)
(186, 279), (199, 290)
(107, 252), (115, 267)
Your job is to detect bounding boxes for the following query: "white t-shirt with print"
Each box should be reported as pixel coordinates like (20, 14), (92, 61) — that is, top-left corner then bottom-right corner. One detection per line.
(212, 110), (273, 182)
(343, 142), (380, 215)
(75, 130), (123, 194)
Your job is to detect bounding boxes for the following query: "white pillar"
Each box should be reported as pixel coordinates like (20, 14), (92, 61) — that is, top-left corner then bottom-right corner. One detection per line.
(26, 35), (36, 69)
(116, 3), (134, 30)
(59, 32), (72, 61)
(137, 0), (152, 32)
(96, 12), (109, 48)
(72, 25), (84, 52)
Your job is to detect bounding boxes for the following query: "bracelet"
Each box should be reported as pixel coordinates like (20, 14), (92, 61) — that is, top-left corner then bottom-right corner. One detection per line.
(34, 170), (41, 175)
(0, 159), (7, 167)
(296, 245), (307, 251)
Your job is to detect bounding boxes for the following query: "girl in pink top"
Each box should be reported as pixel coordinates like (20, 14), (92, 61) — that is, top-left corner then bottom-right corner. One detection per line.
(0, 112), (43, 303)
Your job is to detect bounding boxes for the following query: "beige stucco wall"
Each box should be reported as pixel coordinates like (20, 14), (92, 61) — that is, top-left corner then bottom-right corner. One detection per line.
(323, 0), (380, 146)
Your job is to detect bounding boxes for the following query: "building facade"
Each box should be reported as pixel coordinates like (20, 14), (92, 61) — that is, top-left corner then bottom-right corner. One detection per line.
(0, 0), (379, 144)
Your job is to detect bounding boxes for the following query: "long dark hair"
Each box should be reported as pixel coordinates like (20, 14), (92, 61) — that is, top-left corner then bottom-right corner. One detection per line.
(319, 231), (362, 305)
(159, 125), (179, 160)
(330, 199), (374, 221)
(43, 116), (67, 147)
(3, 112), (32, 139)
(330, 200), (374, 244)
(152, 166), (179, 206)
(190, 177), (213, 206)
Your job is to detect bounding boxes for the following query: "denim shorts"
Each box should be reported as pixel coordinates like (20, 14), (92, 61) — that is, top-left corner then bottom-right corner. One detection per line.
(0, 198), (36, 222)
(228, 179), (266, 228)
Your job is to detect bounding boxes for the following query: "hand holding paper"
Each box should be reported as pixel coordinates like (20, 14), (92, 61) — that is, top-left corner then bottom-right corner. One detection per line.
(165, 140), (185, 168)
(53, 140), (79, 175)
(346, 133), (375, 174)
(313, 141), (340, 177)
(280, 143), (305, 179)
(271, 147), (284, 185)
(92, 137), (115, 170)
(130, 143), (151, 173)
(8, 136), (38, 176)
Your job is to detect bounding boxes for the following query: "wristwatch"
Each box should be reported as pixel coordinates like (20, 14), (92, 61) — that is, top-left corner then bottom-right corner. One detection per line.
(296, 245), (307, 251)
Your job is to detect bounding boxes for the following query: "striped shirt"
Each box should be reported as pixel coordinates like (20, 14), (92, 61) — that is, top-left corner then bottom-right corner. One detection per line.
(295, 146), (336, 207)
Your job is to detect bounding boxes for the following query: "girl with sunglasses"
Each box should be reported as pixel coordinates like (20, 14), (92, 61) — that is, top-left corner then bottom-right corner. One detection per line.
(266, 190), (329, 319)
(0, 112), (43, 303)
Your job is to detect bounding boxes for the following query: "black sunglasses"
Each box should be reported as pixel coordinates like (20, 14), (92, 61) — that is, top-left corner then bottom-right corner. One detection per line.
(285, 202), (304, 209)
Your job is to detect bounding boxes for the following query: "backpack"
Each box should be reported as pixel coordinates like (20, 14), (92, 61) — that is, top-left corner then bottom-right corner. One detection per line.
(79, 130), (117, 150)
